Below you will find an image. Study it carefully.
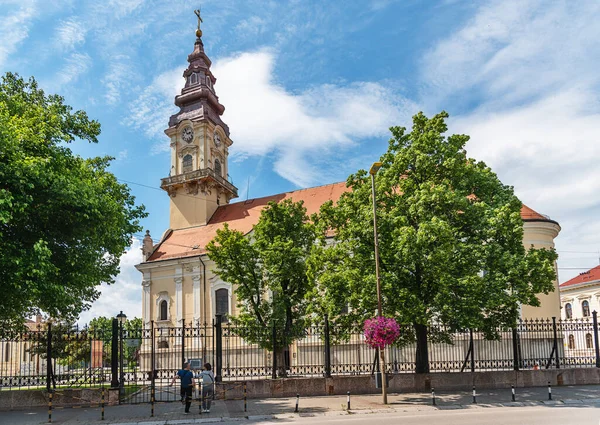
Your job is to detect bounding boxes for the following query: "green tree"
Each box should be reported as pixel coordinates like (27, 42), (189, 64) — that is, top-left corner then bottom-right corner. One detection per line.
(206, 199), (317, 376)
(309, 111), (558, 373)
(0, 73), (146, 328)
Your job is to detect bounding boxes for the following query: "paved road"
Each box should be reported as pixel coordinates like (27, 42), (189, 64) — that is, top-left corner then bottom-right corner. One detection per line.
(238, 407), (600, 425)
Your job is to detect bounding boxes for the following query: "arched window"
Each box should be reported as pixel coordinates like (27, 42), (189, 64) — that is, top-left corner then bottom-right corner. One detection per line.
(214, 158), (222, 177)
(160, 300), (168, 321)
(182, 155), (193, 173)
(565, 303), (572, 319)
(216, 288), (229, 322)
(582, 300), (590, 317)
(206, 77), (212, 88)
(586, 333), (594, 349)
(568, 334), (575, 349)
(190, 73), (198, 85)
(158, 341), (169, 349)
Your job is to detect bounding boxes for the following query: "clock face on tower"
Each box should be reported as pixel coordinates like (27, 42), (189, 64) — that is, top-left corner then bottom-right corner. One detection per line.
(182, 127), (194, 143)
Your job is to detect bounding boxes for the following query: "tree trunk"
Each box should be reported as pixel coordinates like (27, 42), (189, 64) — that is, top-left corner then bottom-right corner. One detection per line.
(276, 347), (288, 378)
(414, 323), (429, 374)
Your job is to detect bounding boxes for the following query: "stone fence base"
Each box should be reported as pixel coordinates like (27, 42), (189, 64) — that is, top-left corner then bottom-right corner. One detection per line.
(1, 368), (599, 410)
(0, 388), (119, 411)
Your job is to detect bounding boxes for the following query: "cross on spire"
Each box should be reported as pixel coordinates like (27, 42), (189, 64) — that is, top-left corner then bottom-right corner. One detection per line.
(194, 8), (203, 38)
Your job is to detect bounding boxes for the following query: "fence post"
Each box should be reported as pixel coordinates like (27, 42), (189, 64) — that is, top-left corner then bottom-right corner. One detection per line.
(215, 315), (223, 382)
(324, 314), (332, 378)
(512, 327), (520, 371)
(46, 322), (52, 392)
(272, 321), (277, 380)
(150, 320), (156, 396)
(181, 320), (186, 368)
(469, 329), (475, 373)
(552, 317), (560, 369)
(111, 318), (119, 388)
(593, 311), (600, 368)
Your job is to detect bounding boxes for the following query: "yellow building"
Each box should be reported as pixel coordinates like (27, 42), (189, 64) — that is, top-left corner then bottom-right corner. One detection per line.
(135, 22), (562, 336)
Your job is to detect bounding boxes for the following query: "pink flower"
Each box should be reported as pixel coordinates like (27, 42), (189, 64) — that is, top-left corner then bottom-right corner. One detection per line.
(363, 317), (400, 349)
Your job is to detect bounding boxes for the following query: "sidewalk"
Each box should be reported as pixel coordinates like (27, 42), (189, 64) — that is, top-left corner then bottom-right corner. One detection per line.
(2, 384), (600, 424)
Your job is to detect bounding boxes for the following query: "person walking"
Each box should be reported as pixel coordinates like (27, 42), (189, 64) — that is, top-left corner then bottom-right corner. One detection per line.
(170, 362), (195, 414)
(198, 363), (215, 413)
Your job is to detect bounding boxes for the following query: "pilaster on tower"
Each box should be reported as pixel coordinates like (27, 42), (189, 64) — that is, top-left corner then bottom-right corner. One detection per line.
(161, 11), (238, 230)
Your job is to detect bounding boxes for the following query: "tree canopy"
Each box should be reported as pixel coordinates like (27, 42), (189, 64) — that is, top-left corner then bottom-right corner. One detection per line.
(309, 111), (558, 373)
(0, 73), (146, 328)
(206, 199), (317, 375)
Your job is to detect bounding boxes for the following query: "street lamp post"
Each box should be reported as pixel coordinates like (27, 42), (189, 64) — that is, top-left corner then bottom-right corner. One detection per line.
(369, 161), (388, 405)
(116, 311), (127, 395)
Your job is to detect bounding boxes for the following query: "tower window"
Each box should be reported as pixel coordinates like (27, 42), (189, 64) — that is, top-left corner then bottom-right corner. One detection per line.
(191, 73), (198, 85)
(160, 300), (168, 321)
(182, 154), (193, 173)
(206, 77), (212, 88)
(214, 158), (222, 177)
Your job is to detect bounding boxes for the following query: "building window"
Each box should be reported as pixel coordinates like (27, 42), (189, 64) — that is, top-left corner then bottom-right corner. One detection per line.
(565, 303), (572, 319)
(182, 154), (193, 173)
(190, 73), (198, 85)
(568, 334), (575, 349)
(582, 300), (590, 317)
(214, 158), (222, 177)
(586, 333), (594, 349)
(160, 300), (168, 321)
(206, 77), (212, 88)
(216, 288), (229, 322)
(158, 341), (169, 349)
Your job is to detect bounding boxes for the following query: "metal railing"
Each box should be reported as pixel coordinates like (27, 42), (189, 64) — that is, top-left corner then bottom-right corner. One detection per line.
(2, 314), (600, 402)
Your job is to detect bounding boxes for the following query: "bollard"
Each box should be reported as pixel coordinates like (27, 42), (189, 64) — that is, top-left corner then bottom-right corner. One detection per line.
(151, 386), (155, 417)
(295, 394), (299, 413)
(244, 382), (247, 413)
(548, 381), (552, 401)
(347, 391), (351, 411)
(472, 386), (477, 404)
(101, 387), (105, 420)
(48, 391), (53, 424)
(432, 387), (436, 406)
(511, 385), (515, 402)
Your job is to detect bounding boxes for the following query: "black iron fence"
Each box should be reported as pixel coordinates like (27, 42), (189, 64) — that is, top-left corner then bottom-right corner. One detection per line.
(2, 314), (600, 403)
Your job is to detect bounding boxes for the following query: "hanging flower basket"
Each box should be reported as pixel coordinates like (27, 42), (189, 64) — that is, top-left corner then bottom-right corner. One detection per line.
(363, 317), (400, 349)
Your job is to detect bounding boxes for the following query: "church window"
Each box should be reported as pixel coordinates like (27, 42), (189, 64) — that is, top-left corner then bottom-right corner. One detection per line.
(182, 154), (193, 173)
(160, 300), (168, 321)
(158, 341), (169, 349)
(586, 333), (594, 349)
(214, 158), (222, 177)
(191, 73), (198, 85)
(568, 334), (575, 349)
(565, 303), (572, 319)
(206, 77), (212, 88)
(582, 300), (590, 317)
(216, 288), (229, 322)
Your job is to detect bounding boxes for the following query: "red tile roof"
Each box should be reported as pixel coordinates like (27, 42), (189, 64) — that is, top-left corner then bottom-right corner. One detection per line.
(560, 265), (600, 289)
(146, 181), (555, 262)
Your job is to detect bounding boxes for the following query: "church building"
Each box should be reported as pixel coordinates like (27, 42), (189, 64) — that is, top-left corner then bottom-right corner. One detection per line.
(135, 17), (563, 333)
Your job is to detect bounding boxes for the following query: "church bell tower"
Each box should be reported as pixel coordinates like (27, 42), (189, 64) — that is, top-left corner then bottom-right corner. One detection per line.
(160, 11), (238, 229)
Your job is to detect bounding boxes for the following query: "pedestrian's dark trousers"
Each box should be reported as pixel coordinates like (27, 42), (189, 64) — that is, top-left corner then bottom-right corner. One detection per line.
(180, 386), (193, 412)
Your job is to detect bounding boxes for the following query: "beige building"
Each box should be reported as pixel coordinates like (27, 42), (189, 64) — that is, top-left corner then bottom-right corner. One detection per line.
(135, 23), (563, 337)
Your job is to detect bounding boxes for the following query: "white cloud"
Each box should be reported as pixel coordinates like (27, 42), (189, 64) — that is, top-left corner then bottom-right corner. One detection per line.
(127, 49), (416, 186)
(55, 18), (87, 51)
(424, 0), (600, 282)
(53, 52), (92, 89)
(102, 56), (132, 104)
(78, 239), (143, 325)
(0, 1), (35, 70)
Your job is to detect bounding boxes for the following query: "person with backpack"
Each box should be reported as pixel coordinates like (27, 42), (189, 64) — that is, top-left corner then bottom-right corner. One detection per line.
(169, 362), (195, 414)
(198, 363), (215, 413)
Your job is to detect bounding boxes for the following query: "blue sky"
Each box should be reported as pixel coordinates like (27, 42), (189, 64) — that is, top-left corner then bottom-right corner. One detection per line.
(2, 0), (600, 321)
